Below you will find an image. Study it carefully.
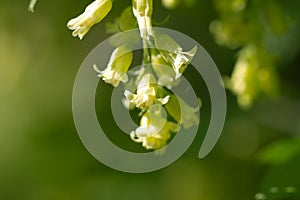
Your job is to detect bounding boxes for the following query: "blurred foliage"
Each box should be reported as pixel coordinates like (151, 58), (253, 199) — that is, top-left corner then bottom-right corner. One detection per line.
(0, 0), (300, 200)
(210, 0), (299, 108)
(257, 138), (300, 166)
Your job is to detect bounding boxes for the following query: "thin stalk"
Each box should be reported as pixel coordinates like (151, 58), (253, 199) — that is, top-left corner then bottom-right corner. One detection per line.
(143, 39), (151, 65)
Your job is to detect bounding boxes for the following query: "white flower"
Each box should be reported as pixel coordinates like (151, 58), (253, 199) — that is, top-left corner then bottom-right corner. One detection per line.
(124, 73), (170, 109)
(155, 34), (197, 79)
(130, 107), (179, 150)
(172, 46), (197, 79)
(94, 45), (133, 87)
(132, 0), (153, 40)
(95, 66), (128, 87)
(131, 123), (162, 150)
(67, 0), (113, 39)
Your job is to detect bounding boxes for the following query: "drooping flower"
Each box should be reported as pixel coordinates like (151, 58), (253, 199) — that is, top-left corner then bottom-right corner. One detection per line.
(155, 33), (197, 79)
(172, 47), (197, 79)
(124, 73), (170, 110)
(67, 0), (113, 39)
(130, 106), (179, 150)
(132, 0), (153, 40)
(94, 45), (133, 87)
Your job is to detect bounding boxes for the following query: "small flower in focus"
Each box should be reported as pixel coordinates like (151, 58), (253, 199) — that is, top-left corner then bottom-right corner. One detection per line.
(132, 0), (153, 40)
(124, 73), (170, 110)
(130, 106), (179, 150)
(172, 47), (197, 79)
(94, 45), (133, 87)
(155, 33), (197, 79)
(67, 0), (113, 39)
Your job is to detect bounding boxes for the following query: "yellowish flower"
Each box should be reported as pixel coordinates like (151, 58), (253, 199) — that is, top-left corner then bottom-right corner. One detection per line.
(94, 45), (133, 87)
(155, 34), (197, 79)
(132, 0), (153, 40)
(228, 46), (279, 108)
(172, 47), (197, 79)
(124, 73), (170, 109)
(67, 0), (113, 39)
(130, 106), (179, 150)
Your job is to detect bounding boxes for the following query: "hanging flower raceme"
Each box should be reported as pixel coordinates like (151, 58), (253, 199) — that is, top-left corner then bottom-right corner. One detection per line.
(67, 0), (113, 39)
(130, 105), (179, 150)
(124, 73), (170, 110)
(64, 0), (202, 152)
(227, 46), (279, 108)
(94, 45), (133, 87)
(155, 33), (197, 79)
(132, 0), (153, 40)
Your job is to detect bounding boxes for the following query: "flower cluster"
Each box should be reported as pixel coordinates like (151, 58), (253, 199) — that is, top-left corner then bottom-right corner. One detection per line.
(210, 0), (289, 108)
(124, 73), (170, 110)
(227, 46), (279, 108)
(130, 105), (179, 150)
(67, 0), (200, 151)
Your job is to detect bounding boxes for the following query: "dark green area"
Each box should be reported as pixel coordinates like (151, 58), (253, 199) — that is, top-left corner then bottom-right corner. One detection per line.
(0, 0), (300, 199)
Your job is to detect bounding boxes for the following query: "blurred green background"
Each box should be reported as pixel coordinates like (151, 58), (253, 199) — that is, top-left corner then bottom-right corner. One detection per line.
(1, 0), (300, 199)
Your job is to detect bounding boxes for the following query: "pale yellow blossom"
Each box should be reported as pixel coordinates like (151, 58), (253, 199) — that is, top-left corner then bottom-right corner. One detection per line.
(67, 0), (112, 39)
(124, 73), (170, 109)
(130, 106), (179, 150)
(94, 45), (133, 87)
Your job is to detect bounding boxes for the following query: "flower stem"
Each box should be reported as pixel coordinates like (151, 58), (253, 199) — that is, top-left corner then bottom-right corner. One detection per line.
(143, 39), (151, 65)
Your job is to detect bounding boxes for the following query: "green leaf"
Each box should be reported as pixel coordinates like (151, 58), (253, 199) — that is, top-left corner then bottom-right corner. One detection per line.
(118, 7), (138, 32)
(28, 0), (38, 12)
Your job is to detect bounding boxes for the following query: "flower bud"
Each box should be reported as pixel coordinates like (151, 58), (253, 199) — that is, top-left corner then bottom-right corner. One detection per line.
(155, 33), (197, 79)
(132, 0), (153, 40)
(67, 0), (113, 39)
